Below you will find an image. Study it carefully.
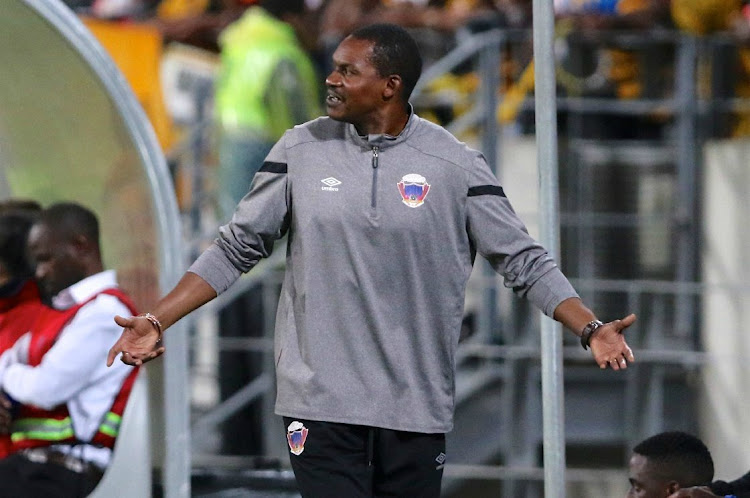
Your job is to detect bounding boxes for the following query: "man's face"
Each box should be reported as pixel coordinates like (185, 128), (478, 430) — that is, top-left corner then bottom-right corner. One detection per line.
(627, 453), (675, 498)
(27, 223), (84, 300)
(325, 36), (388, 128)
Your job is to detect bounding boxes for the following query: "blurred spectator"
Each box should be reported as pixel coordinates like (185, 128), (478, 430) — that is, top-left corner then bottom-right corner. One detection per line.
(560, 0), (671, 31)
(214, 0), (321, 219)
(627, 431), (715, 497)
(558, 0), (750, 137)
(670, 0), (743, 36)
(0, 203), (139, 497)
(557, 0), (672, 104)
(150, 0), (250, 53)
(0, 200), (44, 459)
(669, 0), (750, 136)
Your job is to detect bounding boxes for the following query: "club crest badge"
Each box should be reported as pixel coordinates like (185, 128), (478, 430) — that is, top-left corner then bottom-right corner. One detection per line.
(397, 174), (430, 208)
(286, 421), (309, 456)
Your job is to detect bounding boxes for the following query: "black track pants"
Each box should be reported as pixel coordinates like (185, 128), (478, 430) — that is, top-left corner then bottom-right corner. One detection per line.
(283, 417), (445, 498)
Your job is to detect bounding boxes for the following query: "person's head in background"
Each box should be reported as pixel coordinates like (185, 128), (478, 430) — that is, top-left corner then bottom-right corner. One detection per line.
(325, 23), (422, 134)
(627, 431), (714, 498)
(259, 0), (317, 50)
(26, 202), (103, 304)
(0, 199), (41, 291)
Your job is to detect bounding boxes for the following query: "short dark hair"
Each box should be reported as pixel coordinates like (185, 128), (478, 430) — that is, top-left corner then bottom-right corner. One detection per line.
(0, 209), (40, 279)
(349, 23), (423, 104)
(38, 202), (100, 247)
(633, 431), (714, 487)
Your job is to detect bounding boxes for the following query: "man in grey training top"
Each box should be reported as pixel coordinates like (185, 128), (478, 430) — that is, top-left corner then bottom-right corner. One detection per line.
(109, 23), (636, 497)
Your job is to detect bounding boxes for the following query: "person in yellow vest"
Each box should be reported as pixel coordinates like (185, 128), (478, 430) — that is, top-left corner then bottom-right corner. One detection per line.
(215, 0), (321, 219)
(0, 203), (139, 498)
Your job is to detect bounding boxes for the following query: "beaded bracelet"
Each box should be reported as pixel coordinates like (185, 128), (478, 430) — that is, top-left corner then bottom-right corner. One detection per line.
(141, 312), (163, 341)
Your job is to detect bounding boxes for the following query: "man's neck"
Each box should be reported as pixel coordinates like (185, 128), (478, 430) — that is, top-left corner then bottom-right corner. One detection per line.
(354, 107), (410, 137)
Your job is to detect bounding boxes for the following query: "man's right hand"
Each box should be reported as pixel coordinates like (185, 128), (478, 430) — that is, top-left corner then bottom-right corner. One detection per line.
(106, 272), (219, 367)
(107, 315), (165, 367)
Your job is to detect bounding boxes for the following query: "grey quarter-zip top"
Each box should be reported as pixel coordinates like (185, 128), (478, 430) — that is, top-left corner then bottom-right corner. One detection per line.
(189, 112), (578, 433)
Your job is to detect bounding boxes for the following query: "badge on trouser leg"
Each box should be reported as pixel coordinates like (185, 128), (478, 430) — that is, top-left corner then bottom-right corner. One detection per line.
(287, 421), (309, 456)
(435, 452), (446, 470)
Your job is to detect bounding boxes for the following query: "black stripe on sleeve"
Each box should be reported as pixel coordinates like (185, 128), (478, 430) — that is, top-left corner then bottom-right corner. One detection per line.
(259, 161), (288, 174)
(468, 185), (506, 197)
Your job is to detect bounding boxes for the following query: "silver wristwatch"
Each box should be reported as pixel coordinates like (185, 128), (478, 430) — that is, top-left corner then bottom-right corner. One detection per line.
(580, 319), (604, 350)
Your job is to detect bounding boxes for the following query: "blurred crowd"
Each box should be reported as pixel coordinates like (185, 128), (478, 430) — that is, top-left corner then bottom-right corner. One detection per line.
(52, 0), (750, 210)
(56, 0), (750, 151)
(63, 0), (533, 52)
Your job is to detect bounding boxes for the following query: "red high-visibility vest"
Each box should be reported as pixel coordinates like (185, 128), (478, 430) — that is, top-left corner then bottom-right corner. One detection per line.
(11, 288), (139, 451)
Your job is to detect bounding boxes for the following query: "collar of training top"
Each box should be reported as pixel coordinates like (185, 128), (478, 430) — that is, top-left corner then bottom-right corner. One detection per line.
(346, 104), (417, 150)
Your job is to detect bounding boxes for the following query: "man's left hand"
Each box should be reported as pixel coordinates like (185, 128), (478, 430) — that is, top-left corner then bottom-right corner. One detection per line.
(589, 314), (636, 370)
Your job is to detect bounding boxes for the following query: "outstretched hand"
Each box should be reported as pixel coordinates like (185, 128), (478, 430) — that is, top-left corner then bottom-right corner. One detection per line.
(107, 315), (166, 367)
(589, 313), (636, 370)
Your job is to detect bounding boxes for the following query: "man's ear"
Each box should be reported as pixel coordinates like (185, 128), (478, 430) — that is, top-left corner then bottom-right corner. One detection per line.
(70, 234), (97, 258)
(72, 234), (90, 251)
(383, 75), (402, 100)
(667, 480), (680, 495)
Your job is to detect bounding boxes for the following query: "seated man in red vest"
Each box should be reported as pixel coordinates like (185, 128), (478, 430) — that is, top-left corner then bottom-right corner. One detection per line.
(0, 202), (139, 498)
(0, 200), (45, 458)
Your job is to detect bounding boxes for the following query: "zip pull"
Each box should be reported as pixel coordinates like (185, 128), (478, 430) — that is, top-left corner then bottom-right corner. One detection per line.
(370, 146), (379, 211)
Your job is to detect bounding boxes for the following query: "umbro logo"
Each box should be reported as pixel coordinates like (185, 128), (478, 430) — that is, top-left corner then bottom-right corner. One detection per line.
(321, 177), (341, 187)
(321, 177), (341, 191)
